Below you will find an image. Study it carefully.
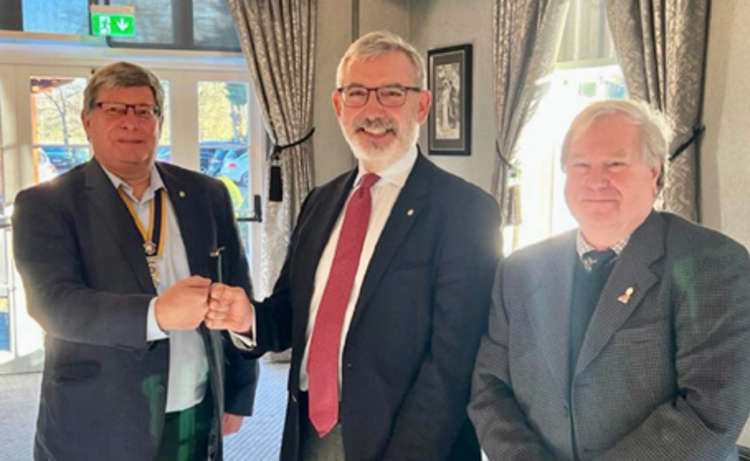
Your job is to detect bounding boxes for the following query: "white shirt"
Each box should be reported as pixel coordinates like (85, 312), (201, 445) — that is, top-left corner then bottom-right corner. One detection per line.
(299, 146), (417, 390)
(102, 165), (209, 412)
(233, 147), (418, 388)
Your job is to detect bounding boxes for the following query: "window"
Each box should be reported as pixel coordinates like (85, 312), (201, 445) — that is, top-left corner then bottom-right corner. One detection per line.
(507, 0), (626, 254)
(193, 0), (241, 49)
(105, 0), (174, 45)
(30, 76), (88, 182)
(0, 0), (240, 51)
(22, 0), (89, 35)
(0, 91), (7, 355)
(157, 79), (172, 162)
(29, 76), (172, 182)
(103, 0), (241, 51)
(198, 82), (250, 200)
(198, 80), (253, 256)
(0, 92), (5, 202)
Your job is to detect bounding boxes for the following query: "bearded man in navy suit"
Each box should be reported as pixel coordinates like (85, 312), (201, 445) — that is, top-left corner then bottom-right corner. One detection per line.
(206, 31), (500, 461)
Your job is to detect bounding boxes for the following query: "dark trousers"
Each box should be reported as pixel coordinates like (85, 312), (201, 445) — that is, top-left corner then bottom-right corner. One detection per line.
(154, 391), (213, 461)
(298, 392), (346, 461)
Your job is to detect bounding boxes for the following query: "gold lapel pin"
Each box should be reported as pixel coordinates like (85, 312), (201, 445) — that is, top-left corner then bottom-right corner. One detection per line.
(407, 208), (414, 216)
(179, 190), (186, 198)
(617, 286), (634, 304)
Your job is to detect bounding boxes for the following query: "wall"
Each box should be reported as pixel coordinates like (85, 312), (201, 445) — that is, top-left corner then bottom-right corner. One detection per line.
(410, 0), (496, 194)
(701, 0), (750, 249)
(359, 0), (410, 38)
(312, 0), (354, 185)
(701, 0), (750, 447)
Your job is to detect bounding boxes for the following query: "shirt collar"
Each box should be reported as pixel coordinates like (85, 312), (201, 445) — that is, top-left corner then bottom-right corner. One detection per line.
(576, 231), (629, 270)
(101, 162), (165, 203)
(354, 144), (418, 190)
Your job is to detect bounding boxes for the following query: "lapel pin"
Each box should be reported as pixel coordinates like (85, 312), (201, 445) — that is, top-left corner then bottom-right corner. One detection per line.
(617, 286), (634, 304)
(179, 190), (186, 198)
(407, 208), (414, 216)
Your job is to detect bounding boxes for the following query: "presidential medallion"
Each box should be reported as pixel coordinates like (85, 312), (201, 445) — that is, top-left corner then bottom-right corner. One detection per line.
(143, 240), (157, 256)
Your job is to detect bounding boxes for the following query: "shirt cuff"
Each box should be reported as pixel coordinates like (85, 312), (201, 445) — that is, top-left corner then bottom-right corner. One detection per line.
(229, 307), (257, 350)
(147, 297), (169, 341)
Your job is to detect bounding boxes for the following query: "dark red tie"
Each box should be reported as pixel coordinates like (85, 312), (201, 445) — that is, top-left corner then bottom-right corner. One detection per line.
(307, 173), (380, 436)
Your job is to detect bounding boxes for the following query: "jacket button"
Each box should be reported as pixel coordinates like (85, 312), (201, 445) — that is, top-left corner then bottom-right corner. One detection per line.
(345, 362), (352, 368)
(291, 394), (297, 403)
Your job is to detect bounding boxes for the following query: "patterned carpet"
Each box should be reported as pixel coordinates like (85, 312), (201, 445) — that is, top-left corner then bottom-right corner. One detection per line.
(0, 358), (289, 461)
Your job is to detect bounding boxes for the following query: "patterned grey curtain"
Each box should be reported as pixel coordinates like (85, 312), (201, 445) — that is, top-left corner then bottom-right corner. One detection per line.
(493, 0), (570, 232)
(605, 0), (709, 221)
(228, 0), (316, 296)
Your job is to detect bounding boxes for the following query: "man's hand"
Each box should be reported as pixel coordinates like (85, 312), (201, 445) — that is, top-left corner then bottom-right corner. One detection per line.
(206, 283), (253, 333)
(222, 413), (244, 436)
(155, 275), (211, 330)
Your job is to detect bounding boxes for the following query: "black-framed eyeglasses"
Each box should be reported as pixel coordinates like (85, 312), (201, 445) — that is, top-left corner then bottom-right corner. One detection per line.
(337, 84), (422, 108)
(94, 102), (162, 119)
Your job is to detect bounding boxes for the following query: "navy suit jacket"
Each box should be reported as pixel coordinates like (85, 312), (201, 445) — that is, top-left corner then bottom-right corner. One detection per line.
(252, 153), (500, 461)
(13, 160), (259, 461)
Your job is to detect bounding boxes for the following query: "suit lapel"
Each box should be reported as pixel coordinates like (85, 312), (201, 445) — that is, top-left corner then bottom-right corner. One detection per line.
(527, 232), (576, 396)
(83, 160), (154, 293)
(575, 211), (664, 375)
(156, 163), (212, 277)
(347, 154), (431, 334)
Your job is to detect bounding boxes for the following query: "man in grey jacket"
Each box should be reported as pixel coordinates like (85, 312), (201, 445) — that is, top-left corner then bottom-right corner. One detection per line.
(469, 99), (750, 461)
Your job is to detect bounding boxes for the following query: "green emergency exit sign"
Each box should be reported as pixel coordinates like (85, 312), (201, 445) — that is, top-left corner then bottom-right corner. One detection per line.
(90, 5), (135, 37)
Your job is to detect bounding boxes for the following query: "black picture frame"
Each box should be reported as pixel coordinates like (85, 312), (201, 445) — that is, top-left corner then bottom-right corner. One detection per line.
(427, 44), (472, 156)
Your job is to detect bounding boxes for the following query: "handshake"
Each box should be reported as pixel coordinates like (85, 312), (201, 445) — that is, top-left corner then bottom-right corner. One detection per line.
(154, 275), (254, 333)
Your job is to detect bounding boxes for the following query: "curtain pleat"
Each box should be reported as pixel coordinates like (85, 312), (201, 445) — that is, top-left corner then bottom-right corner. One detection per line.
(228, 0), (316, 296)
(606, 0), (709, 220)
(492, 0), (570, 239)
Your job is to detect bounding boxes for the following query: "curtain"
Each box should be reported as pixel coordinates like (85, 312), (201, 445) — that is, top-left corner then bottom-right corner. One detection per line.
(492, 0), (571, 235)
(228, 0), (316, 296)
(606, 0), (710, 221)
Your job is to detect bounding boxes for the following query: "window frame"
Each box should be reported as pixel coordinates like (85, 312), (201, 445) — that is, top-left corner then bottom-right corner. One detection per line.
(1, 0), (240, 52)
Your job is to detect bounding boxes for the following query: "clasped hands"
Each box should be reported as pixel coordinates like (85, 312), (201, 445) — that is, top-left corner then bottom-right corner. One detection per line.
(152, 275), (252, 436)
(154, 275), (253, 334)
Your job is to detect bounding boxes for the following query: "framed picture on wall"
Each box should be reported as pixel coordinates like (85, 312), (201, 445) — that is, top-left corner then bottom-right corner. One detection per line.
(427, 44), (472, 156)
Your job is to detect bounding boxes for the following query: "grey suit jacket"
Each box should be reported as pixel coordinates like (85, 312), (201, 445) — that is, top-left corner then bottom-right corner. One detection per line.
(469, 211), (750, 461)
(12, 160), (259, 461)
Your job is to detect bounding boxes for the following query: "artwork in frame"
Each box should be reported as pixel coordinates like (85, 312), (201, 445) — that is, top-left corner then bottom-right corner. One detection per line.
(427, 44), (472, 156)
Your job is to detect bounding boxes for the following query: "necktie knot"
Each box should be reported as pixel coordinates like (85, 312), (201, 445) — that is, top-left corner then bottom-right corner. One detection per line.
(583, 249), (616, 272)
(359, 173), (380, 191)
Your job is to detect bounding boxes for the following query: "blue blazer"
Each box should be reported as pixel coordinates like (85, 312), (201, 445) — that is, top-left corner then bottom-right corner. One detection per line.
(253, 152), (500, 461)
(13, 160), (259, 461)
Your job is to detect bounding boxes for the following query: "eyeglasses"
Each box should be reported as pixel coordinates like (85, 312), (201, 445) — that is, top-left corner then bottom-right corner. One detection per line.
(94, 102), (162, 120)
(337, 84), (421, 108)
